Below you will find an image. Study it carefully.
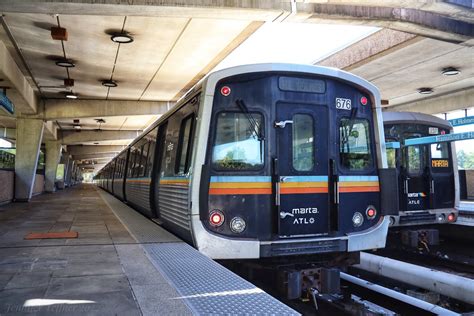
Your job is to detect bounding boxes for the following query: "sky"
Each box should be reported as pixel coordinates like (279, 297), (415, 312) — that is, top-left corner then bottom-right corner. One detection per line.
(214, 22), (379, 70)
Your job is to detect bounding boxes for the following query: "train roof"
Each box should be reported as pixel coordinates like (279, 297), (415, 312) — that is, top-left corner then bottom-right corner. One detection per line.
(96, 63), (382, 175)
(382, 111), (452, 129)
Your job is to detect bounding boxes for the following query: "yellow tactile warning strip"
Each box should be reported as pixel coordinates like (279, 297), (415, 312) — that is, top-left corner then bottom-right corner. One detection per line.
(24, 231), (79, 240)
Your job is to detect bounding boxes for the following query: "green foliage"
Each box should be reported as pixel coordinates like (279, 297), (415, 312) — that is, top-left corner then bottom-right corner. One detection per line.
(458, 150), (474, 169)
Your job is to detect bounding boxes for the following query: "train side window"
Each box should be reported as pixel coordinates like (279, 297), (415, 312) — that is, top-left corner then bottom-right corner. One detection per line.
(176, 115), (194, 175)
(141, 142), (150, 177)
(212, 112), (264, 171)
(339, 118), (373, 171)
(146, 127), (158, 177)
(292, 114), (314, 171)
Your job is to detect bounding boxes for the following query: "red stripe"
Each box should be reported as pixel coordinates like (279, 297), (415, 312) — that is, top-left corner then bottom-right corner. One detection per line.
(280, 187), (328, 194)
(339, 186), (380, 193)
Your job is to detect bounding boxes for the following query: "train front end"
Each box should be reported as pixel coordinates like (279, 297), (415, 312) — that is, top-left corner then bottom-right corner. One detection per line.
(190, 64), (392, 259)
(383, 112), (459, 227)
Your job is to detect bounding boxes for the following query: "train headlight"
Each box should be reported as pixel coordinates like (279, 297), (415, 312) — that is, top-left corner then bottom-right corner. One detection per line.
(230, 217), (246, 234)
(437, 213), (446, 222)
(389, 216), (396, 226)
(209, 210), (224, 227)
(352, 212), (364, 227)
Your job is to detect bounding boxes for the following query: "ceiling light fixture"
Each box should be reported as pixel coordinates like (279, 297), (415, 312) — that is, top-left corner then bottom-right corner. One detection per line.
(65, 92), (78, 99)
(418, 87), (433, 95)
(102, 79), (118, 87)
(111, 32), (134, 44)
(441, 67), (460, 76)
(55, 59), (75, 68)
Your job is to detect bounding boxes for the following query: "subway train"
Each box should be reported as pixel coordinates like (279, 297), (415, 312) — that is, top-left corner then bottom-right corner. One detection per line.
(95, 63), (396, 260)
(382, 111), (459, 228)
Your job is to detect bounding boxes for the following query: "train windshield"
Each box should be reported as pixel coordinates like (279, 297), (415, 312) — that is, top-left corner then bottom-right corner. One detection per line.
(212, 112), (264, 170)
(431, 143), (449, 159)
(339, 118), (372, 170)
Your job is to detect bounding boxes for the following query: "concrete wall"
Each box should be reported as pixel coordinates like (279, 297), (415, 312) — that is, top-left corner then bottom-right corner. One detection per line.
(0, 170), (14, 204)
(32, 174), (44, 196)
(466, 170), (474, 200)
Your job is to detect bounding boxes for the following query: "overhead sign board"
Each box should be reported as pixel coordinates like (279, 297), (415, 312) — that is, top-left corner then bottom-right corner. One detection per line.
(449, 116), (474, 127)
(405, 131), (474, 146)
(0, 92), (14, 115)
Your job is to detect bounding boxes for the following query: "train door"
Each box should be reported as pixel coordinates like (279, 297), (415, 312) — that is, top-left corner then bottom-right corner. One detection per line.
(402, 141), (430, 211)
(429, 142), (455, 208)
(275, 103), (330, 237)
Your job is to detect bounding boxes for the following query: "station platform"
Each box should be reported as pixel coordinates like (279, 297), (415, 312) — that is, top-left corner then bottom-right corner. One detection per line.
(0, 185), (298, 315)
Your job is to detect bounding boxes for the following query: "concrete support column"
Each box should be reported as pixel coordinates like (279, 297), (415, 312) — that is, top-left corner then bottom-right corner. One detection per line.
(15, 118), (44, 201)
(64, 159), (72, 186)
(59, 154), (70, 189)
(45, 141), (62, 193)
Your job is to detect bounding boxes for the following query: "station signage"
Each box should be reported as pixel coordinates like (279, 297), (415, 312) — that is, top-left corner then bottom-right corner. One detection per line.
(449, 116), (474, 127)
(0, 91), (14, 115)
(405, 131), (474, 146)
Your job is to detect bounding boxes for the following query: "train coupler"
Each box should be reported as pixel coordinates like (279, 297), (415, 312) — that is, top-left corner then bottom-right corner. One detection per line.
(401, 229), (439, 250)
(278, 267), (340, 300)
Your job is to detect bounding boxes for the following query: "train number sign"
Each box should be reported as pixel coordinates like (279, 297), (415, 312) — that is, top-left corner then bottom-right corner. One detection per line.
(336, 98), (352, 110)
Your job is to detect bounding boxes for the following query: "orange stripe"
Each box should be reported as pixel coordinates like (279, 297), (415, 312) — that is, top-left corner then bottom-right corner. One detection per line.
(209, 188), (272, 195)
(340, 186), (380, 193)
(280, 187), (328, 194)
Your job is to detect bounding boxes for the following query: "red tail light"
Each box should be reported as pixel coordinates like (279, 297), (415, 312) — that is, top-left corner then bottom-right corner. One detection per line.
(360, 96), (368, 106)
(220, 86), (231, 96)
(209, 210), (224, 227)
(366, 206), (377, 219)
(447, 213), (456, 222)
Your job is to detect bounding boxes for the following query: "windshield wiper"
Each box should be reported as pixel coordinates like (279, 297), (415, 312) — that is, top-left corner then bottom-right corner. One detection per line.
(235, 99), (264, 141)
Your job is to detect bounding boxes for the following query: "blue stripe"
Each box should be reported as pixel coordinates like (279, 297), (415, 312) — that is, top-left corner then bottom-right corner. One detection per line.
(210, 176), (271, 183)
(386, 142), (400, 149)
(160, 176), (189, 180)
(283, 176), (328, 182)
(339, 176), (379, 182)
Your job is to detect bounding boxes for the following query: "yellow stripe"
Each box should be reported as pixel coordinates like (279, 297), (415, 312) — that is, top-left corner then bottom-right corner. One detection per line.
(281, 182), (328, 188)
(210, 182), (271, 189)
(339, 181), (379, 187)
(160, 180), (189, 185)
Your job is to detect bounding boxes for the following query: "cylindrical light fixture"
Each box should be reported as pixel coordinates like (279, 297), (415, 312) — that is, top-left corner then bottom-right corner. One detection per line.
(441, 67), (460, 76)
(111, 32), (133, 44)
(56, 59), (75, 68)
(102, 79), (118, 87)
(418, 87), (433, 95)
(65, 92), (78, 99)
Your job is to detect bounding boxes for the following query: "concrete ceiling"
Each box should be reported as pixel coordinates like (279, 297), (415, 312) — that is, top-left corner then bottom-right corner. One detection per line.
(0, 0), (472, 172)
(317, 29), (474, 114)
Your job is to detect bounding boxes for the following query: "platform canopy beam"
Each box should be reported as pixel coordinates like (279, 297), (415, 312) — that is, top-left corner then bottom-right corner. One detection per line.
(28, 100), (171, 121)
(67, 145), (124, 156)
(60, 130), (141, 145)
